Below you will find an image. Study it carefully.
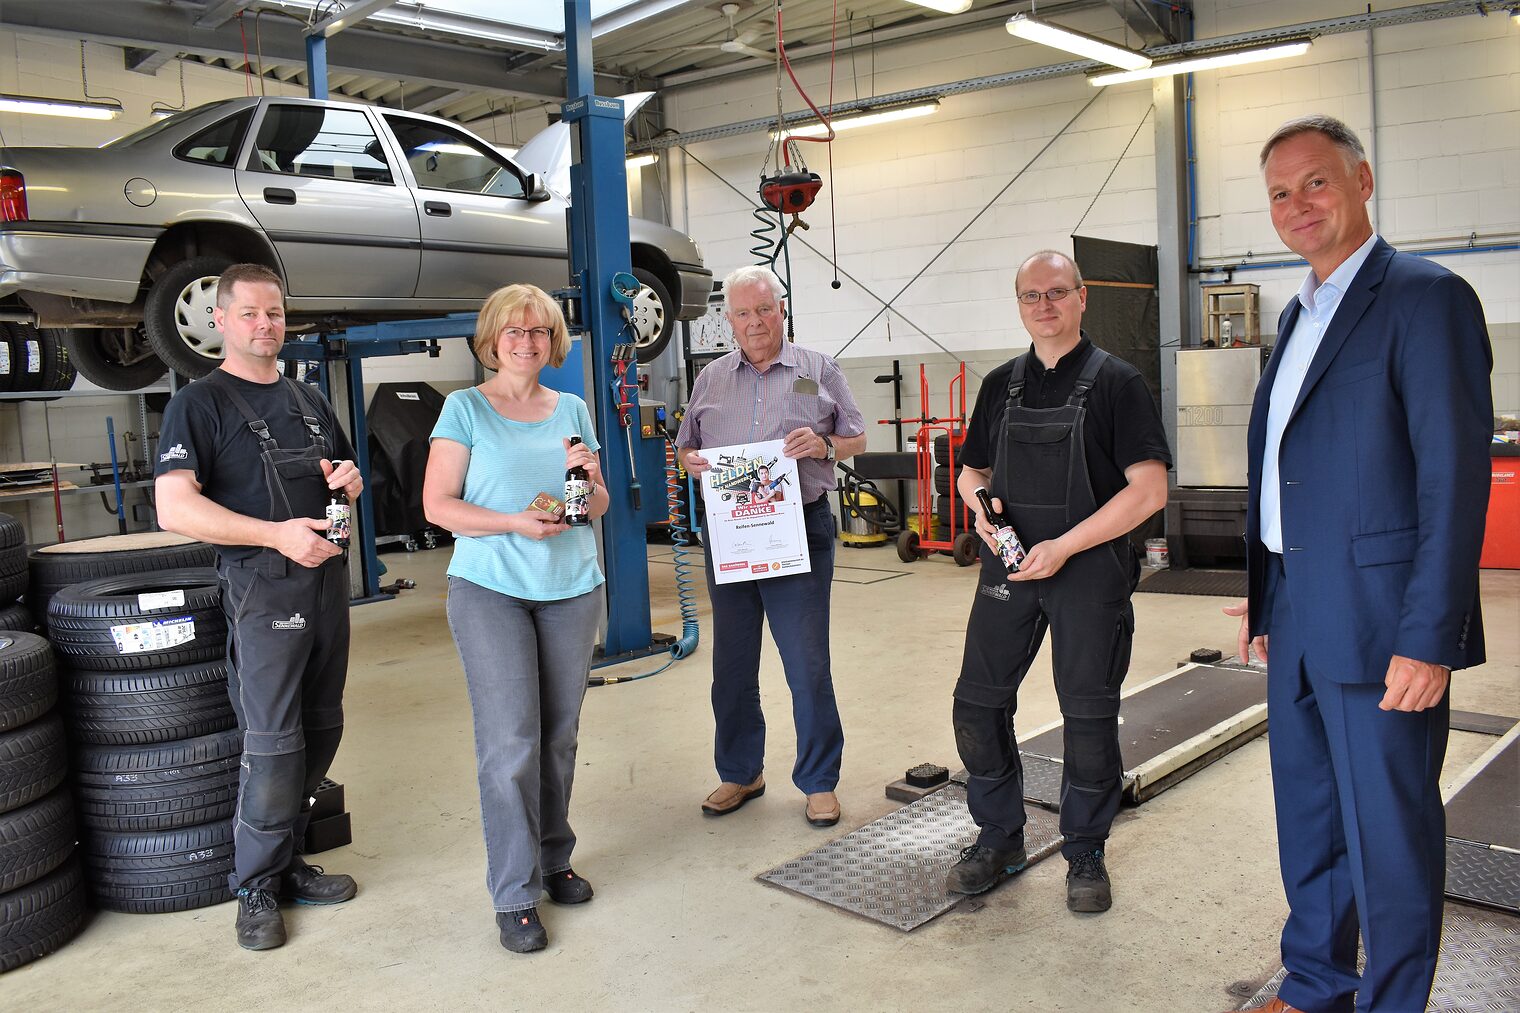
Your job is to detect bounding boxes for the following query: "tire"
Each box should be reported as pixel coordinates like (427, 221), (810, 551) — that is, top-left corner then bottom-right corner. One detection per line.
(0, 633), (56, 733)
(896, 528), (920, 563)
(27, 534), (217, 632)
(0, 325), (19, 393)
(0, 856), (87, 972)
(45, 568), (224, 672)
(5, 324), (72, 395)
(631, 266), (675, 364)
(61, 659), (235, 745)
(143, 255), (235, 379)
(0, 513), (21, 551)
(952, 530), (981, 567)
(74, 760), (238, 833)
(59, 326), (167, 392)
(0, 786), (75, 894)
(35, 328), (76, 393)
(0, 712), (66, 816)
(73, 727), (242, 783)
(0, 546), (24, 605)
(82, 818), (235, 914)
(0, 602), (36, 636)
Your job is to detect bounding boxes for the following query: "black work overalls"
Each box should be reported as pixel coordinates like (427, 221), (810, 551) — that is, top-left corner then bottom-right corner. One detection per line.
(953, 348), (1136, 860)
(209, 371), (351, 892)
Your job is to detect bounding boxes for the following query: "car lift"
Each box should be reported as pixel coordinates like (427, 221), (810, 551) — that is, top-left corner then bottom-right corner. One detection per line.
(283, 4), (665, 662)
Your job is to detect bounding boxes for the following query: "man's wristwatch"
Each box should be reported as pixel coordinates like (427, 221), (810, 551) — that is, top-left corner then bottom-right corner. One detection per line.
(822, 434), (836, 462)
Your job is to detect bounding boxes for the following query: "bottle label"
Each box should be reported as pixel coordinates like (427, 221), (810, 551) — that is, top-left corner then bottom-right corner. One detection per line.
(564, 478), (592, 520)
(993, 525), (1026, 571)
(325, 502), (352, 544)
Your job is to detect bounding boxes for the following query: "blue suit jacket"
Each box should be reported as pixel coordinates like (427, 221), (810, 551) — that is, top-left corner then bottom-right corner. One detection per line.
(1245, 238), (1493, 683)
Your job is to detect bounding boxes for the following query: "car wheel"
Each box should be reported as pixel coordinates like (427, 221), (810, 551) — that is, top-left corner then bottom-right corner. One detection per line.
(144, 255), (235, 379)
(631, 266), (674, 364)
(59, 327), (167, 391)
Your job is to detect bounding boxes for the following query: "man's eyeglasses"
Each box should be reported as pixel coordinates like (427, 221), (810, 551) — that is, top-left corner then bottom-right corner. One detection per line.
(1017, 287), (1078, 305)
(501, 326), (553, 341)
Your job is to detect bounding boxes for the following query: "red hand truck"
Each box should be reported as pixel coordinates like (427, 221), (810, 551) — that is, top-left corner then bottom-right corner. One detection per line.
(894, 362), (979, 566)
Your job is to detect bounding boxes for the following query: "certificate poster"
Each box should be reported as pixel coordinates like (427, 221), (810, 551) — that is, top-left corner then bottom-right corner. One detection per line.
(700, 440), (811, 585)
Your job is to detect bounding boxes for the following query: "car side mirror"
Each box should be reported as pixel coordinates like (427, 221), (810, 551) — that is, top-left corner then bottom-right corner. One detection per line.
(523, 172), (551, 201)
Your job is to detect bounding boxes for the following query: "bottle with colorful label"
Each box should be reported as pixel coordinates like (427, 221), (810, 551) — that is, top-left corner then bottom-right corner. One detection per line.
(975, 486), (1026, 572)
(325, 491), (351, 549)
(565, 435), (592, 527)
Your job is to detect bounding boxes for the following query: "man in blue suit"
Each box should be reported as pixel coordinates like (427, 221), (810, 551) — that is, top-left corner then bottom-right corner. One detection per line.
(1223, 115), (1492, 1013)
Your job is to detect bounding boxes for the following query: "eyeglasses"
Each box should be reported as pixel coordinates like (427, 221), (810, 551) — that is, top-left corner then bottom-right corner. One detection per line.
(1016, 287), (1078, 305)
(501, 326), (552, 341)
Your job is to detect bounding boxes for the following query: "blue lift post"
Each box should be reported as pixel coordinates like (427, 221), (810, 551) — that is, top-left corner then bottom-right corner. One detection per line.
(563, 0), (655, 659)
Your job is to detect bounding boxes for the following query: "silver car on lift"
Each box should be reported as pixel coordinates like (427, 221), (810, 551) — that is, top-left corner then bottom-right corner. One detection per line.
(0, 96), (709, 386)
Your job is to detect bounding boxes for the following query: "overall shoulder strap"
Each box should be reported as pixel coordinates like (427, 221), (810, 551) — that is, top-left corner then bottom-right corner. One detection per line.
(204, 371), (277, 450)
(1067, 346), (1109, 407)
(282, 377), (331, 448)
(1004, 352), (1032, 407)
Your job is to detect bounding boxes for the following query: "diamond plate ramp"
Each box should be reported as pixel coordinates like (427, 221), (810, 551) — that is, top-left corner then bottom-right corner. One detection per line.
(757, 783), (1063, 931)
(1240, 903), (1520, 1011)
(1447, 841), (1520, 914)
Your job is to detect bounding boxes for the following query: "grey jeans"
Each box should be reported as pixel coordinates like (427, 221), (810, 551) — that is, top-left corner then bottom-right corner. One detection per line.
(446, 576), (602, 913)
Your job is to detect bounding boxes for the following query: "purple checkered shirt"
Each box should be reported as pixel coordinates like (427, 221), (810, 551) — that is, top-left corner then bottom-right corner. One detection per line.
(676, 340), (865, 504)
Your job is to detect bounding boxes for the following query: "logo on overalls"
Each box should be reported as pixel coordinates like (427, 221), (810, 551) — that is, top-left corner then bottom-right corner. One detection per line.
(978, 583), (1010, 601)
(272, 613), (307, 631)
(159, 444), (188, 462)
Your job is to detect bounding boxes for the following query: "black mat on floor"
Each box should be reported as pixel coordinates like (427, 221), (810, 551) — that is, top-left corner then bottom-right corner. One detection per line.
(1137, 567), (1247, 597)
(1447, 734), (1520, 852)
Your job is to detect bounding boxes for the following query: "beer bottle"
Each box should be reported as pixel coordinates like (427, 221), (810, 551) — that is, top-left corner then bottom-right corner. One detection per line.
(565, 435), (592, 527)
(975, 487), (1026, 572)
(325, 489), (352, 549)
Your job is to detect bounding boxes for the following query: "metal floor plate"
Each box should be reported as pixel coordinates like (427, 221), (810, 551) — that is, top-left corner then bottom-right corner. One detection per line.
(1240, 903), (1520, 1011)
(758, 783), (1064, 931)
(1447, 841), (1520, 914)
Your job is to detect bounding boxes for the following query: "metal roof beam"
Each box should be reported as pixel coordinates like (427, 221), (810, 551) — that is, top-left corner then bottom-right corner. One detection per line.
(123, 46), (174, 75)
(409, 87), (470, 115)
(194, 0), (254, 30)
(308, 0), (400, 39)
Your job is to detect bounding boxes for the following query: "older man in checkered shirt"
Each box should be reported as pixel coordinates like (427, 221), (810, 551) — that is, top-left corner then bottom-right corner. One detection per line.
(676, 265), (867, 829)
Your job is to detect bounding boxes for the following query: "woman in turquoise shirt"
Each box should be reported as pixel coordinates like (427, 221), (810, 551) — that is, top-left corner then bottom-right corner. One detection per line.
(423, 283), (608, 954)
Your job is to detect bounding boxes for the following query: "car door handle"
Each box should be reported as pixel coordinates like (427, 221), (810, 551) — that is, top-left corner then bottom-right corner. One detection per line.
(263, 187), (297, 205)
(424, 201), (452, 217)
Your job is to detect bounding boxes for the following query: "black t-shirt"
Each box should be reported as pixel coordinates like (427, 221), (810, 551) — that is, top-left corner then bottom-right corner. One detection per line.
(960, 336), (1172, 508)
(155, 371), (356, 560)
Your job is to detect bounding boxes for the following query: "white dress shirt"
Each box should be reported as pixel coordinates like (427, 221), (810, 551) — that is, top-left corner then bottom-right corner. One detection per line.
(1260, 232), (1379, 553)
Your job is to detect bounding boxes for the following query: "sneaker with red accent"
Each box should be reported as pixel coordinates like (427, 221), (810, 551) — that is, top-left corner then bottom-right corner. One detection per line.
(497, 907), (548, 953)
(544, 868), (594, 905)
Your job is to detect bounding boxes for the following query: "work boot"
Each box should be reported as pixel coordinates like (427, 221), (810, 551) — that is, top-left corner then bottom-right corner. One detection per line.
(544, 868), (594, 905)
(497, 908), (548, 953)
(283, 860), (358, 905)
(945, 842), (1028, 895)
(1066, 849), (1112, 913)
(235, 888), (287, 951)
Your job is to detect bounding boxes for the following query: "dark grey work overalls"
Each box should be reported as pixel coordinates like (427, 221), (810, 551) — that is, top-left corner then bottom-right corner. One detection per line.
(953, 348), (1136, 860)
(208, 371), (351, 892)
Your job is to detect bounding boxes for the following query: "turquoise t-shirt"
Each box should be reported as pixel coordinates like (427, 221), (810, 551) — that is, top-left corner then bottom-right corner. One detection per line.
(429, 387), (604, 601)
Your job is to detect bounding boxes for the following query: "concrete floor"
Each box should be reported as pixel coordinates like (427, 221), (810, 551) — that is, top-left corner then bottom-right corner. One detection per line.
(9, 542), (1517, 1012)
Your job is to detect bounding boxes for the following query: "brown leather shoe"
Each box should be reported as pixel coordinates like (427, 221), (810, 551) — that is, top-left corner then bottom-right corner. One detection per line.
(701, 775), (765, 815)
(1220, 997), (1303, 1013)
(805, 791), (840, 827)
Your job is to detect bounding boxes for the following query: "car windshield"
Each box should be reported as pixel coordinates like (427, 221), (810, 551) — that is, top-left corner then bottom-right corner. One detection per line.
(102, 101), (238, 148)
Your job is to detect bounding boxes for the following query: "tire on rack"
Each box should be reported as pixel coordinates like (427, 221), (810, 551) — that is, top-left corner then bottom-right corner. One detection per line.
(0, 325), (19, 393)
(35, 328), (76, 393)
(61, 659), (235, 746)
(0, 712), (66, 816)
(630, 266), (676, 364)
(46, 568), (223, 673)
(0, 856), (86, 972)
(0, 633), (57, 733)
(27, 533), (217, 632)
(143, 255), (235, 379)
(0, 785), (75, 894)
(82, 817), (235, 914)
(59, 326), (167, 392)
(5, 324), (73, 396)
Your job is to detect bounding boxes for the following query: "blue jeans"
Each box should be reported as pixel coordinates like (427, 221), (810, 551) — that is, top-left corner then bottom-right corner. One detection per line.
(446, 576), (602, 913)
(703, 498), (844, 794)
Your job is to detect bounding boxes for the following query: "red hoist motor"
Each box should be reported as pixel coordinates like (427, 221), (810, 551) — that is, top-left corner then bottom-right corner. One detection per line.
(760, 169), (822, 214)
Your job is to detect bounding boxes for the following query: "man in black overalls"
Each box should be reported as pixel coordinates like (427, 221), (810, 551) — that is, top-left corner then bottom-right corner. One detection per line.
(155, 264), (363, 950)
(946, 250), (1170, 913)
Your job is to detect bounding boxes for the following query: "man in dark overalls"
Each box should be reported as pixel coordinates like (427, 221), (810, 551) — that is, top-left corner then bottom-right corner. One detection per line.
(155, 264), (363, 950)
(946, 250), (1170, 913)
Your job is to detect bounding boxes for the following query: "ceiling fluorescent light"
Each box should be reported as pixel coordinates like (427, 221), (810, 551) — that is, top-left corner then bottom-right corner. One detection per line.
(0, 94), (122, 120)
(626, 153), (658, 170)
(775, 100), (939, 140)
(905, 0), (974, 13)
(1090, 40), (1312, 86)
(1006, 14), (1151, 72)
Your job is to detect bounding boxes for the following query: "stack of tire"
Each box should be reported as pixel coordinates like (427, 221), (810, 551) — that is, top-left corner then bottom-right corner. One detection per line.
(0, 513), (31, 635)
(932, 434), (970, 542)
(0, 627), (85, 972)
(0, 325), (75, 396)
(42, 547), (238, 916)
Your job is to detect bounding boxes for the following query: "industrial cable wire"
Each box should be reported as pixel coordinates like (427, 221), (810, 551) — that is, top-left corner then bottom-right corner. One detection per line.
(1071, 104), (1153, 236)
